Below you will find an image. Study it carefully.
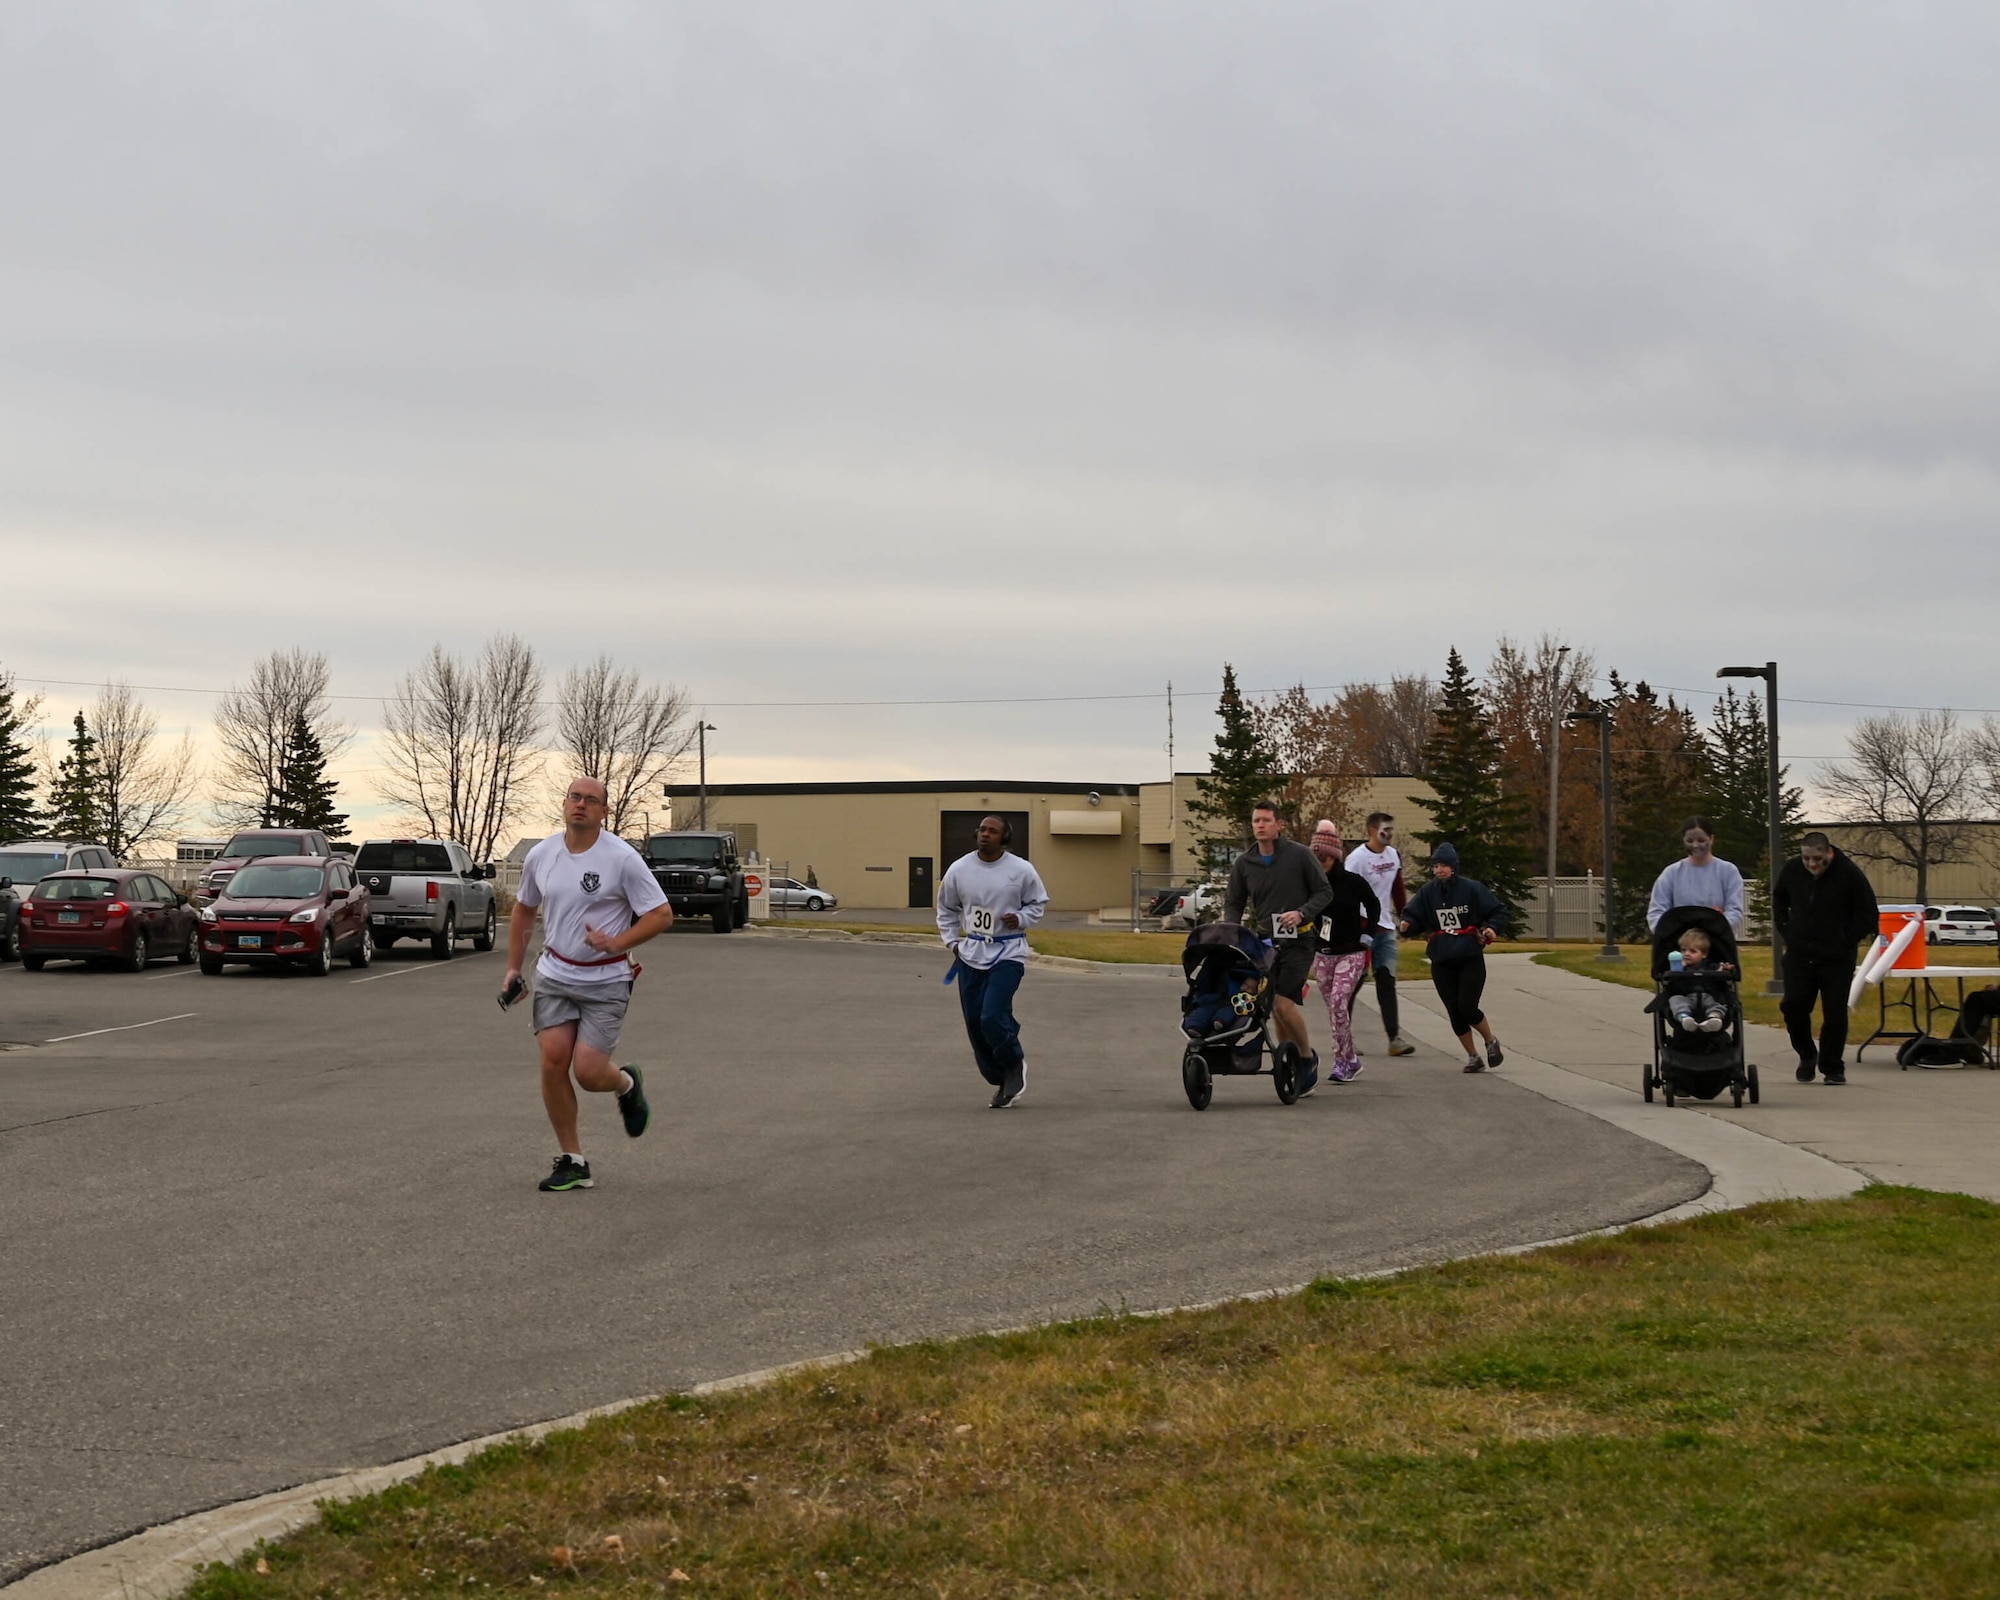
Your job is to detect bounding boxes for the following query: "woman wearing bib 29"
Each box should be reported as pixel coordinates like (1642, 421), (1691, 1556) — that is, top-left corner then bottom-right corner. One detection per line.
(1398, 842), (1509, 1074)
(937, 815), (1049, 1108)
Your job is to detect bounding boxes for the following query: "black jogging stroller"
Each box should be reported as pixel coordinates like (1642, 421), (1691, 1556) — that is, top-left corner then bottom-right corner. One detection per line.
(1177, 922), (1310, 1109)
(1643, 904), (1760, 1108)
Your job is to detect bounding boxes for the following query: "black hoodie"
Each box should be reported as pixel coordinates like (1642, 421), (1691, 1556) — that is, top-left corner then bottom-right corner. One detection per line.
(1772, 848), (1878, 963)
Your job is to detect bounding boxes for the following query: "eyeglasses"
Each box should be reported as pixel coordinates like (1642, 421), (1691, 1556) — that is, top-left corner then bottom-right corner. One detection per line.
(565, 793), (607, 806)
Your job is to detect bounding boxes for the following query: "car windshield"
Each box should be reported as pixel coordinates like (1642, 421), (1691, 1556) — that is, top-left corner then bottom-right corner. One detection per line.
(645, 837), (722, 865)
(224, 834), (310, 860)
(0, 851), (67, 886)
(354, 843), (454, 872)
(222, 864), (326, 899)
(34, 876), (120, 901)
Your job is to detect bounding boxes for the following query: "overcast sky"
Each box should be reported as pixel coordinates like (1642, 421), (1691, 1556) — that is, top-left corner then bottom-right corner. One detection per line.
(4, 2), (1996, 830)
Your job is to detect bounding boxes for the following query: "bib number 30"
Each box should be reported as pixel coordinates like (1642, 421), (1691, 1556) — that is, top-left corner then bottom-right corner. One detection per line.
(965, 905), (1001, 938)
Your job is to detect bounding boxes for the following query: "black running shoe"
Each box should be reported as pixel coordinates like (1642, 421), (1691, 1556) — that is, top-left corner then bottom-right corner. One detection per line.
(617, 1066), (651, 1138)
(539, 1154), (593, 1191)
(1795, 1055), (1818, 1083)
(989, 1083), (1008, 1108)
(996, 1062), (1026, 1107)
(1297, 1053), (1321, 1097)
(1485, 1039), (1505, 1070)
(1821, 1064), (1847, 1086)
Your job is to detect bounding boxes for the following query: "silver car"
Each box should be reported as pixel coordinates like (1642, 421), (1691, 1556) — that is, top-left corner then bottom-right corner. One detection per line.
(769, 877), (838, 912)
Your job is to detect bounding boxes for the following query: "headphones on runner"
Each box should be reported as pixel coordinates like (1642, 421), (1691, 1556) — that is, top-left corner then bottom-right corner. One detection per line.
(996, 816), (1013, 845)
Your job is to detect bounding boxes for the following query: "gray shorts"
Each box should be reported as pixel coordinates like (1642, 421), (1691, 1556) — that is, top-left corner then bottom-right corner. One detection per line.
(531, 976), (633, 1055)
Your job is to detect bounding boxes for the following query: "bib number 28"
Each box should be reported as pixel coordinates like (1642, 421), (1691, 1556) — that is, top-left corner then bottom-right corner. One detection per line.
(965, 905), (1000, 938)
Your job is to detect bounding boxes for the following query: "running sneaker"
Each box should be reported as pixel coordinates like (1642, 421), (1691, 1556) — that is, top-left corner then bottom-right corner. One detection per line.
(1331, 1059), (1363, 1083)
(996, 1062), (1026, 1108)
(616, 1066), (651, 1139)
(989, 1083), (1008, 1108)
(1821, 1064), (1847, 1086)
(1463, 1056), (1486, 1074)
(539, 1154), (594, 1191)
(1795, 1055), (1818, 1083)
(1485, 1039), (1505, 1069)
(1297, 1054), (1321, 1097)
(1387, 1037), (1416, 1057)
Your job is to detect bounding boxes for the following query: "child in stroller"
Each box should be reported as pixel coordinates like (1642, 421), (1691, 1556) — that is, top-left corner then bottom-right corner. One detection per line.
(1664, 926), (1734, 1034)
(1182, 961), (1265, 1040)
(1177, 923), (1312, 1109)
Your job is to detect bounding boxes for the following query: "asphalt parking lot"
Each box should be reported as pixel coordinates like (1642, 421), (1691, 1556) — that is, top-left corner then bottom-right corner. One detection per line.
(0, 931), (1707, 1581)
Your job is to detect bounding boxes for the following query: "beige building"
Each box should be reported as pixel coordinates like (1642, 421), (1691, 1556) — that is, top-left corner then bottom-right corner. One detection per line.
(1814, 820), (2000, 907)
(665, 774), (1439, 913)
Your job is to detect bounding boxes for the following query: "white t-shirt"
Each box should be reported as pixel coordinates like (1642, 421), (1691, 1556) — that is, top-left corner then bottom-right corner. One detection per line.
(517, 831), (668, 985)
(1347, 842), (1402, 929)
(936, 851), (1049, 970)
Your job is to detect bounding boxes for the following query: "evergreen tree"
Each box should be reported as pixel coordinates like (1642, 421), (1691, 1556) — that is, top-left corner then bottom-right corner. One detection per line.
(1605, 675), (1709, 939)
(1410, 648), (1534, 923)
(1704, 686), (1805, 925)
(1186, 663), (1286, 872)
(0, 669), (41, 841)
(45, 711), (104, 842)
(272, 711), (348, 838)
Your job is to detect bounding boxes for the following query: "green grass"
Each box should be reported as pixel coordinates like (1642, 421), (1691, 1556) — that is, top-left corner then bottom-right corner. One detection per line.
(192, 1189), (2000, 1599)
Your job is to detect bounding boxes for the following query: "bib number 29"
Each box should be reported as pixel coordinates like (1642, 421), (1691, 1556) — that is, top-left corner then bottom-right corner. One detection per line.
(965, 905), (1000, 938)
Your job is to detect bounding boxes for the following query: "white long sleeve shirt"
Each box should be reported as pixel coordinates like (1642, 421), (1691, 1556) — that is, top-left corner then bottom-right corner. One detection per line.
(936, 850), (1048, 969)
(1647, 856), (1748, 932)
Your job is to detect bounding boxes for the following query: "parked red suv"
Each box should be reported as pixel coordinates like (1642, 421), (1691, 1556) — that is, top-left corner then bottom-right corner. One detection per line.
(198, 857), (372, 975)
(18, 869), (203, 972)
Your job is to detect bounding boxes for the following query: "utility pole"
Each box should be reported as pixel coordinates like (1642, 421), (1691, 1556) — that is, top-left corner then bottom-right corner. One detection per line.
(1545, 643), (1571, 942)
(697, 721), (717, 830)
(1718, 662), (1784, 995)
(1567, 703), (1622, 961)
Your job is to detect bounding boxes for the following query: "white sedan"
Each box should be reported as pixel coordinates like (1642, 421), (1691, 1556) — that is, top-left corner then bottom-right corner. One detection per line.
(770, 877), (838, 912)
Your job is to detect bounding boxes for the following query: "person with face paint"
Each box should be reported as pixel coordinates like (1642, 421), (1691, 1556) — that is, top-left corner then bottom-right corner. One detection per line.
(1646, 815), (1748, 934)
(1307, 820), (1381, 1083)
(937, 814), (1049, 1107)
(1346, 812), (1414, 1056)
(1399, 842), (1509, 1073)
(1771, 830), (1879, 1085)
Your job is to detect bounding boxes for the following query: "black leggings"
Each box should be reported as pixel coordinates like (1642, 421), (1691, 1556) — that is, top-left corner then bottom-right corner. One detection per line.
(1431, 955), (1487, 1037)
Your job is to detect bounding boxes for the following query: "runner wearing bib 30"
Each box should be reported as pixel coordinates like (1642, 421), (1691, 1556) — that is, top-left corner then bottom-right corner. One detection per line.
(937, 815), (1048, 1108)
(504, 776), (676, 1191)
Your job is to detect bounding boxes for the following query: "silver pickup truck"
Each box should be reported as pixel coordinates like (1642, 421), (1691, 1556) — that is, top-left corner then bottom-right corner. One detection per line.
(352, 838), (498, 958)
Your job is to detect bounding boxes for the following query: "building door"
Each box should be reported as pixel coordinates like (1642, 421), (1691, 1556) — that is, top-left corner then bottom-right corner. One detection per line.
(908, 857), (933, 909)
(939, 810), (1031, 868)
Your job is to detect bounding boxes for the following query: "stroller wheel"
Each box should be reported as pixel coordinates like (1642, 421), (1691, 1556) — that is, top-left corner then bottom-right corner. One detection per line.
(1663, 1076), (1677, 1107)
(1643, 1061), (1654, 1103)
(1731, 1083), (1744, 1108)
(1182, 1045), (1213, 1111)
(1273, 1042), (1301, 1105)
(1746, 1062), (1760, 1105)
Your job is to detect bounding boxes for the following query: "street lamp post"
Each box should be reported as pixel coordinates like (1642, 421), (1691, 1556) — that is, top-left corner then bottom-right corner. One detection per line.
(697, 721), (717, 830)
(1717, 662), (1783, 996)
(1546, 643), (1571, 942)
(1566, 704), (1622, 962)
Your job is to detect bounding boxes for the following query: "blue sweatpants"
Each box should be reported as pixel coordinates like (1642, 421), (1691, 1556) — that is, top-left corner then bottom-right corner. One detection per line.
(956, 958), (1026, 1086)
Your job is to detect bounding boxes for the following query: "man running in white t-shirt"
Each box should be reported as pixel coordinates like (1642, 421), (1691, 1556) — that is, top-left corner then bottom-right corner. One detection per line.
(503, 776), (675, 1191)
(1346, 812), (1415, 1057)
(937, 815), (1049, 1108)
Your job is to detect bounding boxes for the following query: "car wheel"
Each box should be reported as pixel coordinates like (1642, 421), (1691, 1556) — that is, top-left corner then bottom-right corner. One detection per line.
(2, 921), (20, 962)
(472, 903), (497, 952)
(199, 955), (224, 975)
(805, 896), (824, 912)
(22, 953), (46, 972)
(125, 933), (149, 973)
(349, 927), (374, 969)
(432, 908), (457, 960)
(733, 894), (749, 928)
(711, 903), (733, 933)
(178, 924), (199, 964)
(308, 935), (334, 976)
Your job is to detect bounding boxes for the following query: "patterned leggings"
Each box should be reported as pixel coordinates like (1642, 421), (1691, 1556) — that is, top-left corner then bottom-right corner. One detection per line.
(1312, 949), (1370, 1069)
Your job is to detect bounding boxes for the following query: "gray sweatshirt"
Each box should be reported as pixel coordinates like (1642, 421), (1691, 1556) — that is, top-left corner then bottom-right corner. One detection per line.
(1223, 837), (1334, 936)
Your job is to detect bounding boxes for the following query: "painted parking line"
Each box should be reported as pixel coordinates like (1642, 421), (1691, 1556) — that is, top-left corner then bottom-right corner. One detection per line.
(46, 1013), (197, 1044)
(351, 952), (495, 985)
(145, 966), (203, 980)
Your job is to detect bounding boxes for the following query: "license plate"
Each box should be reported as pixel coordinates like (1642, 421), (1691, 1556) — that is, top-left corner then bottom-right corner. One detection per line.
(238, 934), (263, 948)
(59, 911), (80, 924)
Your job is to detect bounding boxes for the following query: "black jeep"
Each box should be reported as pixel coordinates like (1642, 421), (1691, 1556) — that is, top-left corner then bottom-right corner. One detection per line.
(640, 832), (748, 933)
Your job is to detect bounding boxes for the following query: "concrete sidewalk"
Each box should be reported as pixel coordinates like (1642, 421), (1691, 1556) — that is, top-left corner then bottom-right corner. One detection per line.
(1377, 953), (1999, 1201)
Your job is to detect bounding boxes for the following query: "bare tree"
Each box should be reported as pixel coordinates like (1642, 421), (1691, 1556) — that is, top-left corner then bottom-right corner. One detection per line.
(554, 656), (697, 837)
(91, 680), (200, 856)
(1973, 716), (2000, 817)
(1484, 636), (1597, 875)
(1819, 710), (1981, 905)
(378, 634), (545, 861)
(1251, 685), (1366, 837)
(212, 650), (349, 830)
(1333, 675), (1437, 775)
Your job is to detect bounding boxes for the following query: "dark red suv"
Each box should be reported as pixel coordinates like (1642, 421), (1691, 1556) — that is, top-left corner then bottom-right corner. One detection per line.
(18, 870), (203, 971)
(198, 856), (372, 975)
